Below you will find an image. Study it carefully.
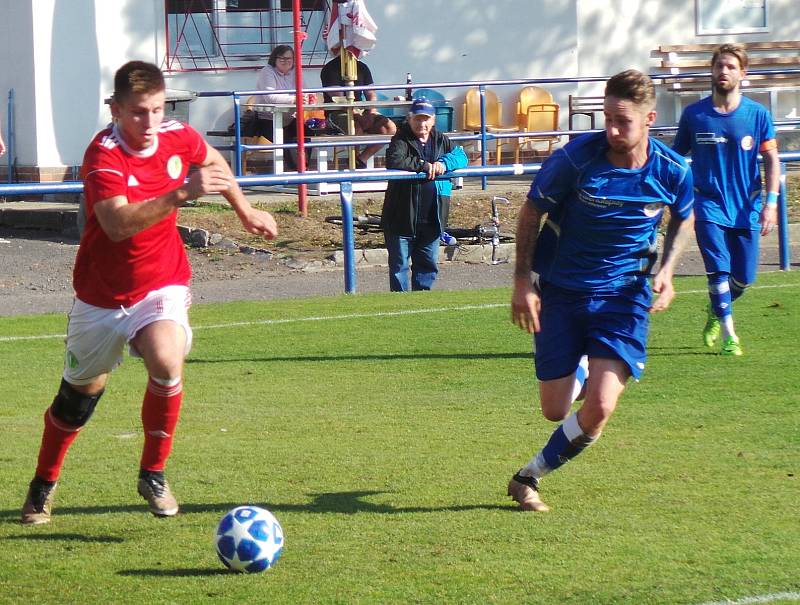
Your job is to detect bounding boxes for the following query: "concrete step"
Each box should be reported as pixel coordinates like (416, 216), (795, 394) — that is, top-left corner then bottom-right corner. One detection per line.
(0, 200), (79, 236)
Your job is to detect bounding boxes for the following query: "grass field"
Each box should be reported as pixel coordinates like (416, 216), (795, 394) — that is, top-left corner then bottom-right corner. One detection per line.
(1, 273), (799, 605)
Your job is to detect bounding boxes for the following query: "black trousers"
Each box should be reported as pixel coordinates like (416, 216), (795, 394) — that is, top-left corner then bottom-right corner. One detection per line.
(252, 117), (326, 170)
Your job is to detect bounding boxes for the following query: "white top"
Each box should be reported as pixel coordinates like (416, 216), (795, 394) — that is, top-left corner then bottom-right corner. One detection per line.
(256, 65), (298, 106)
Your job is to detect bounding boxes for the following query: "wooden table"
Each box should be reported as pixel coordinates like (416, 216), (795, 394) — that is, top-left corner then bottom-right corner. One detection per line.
(254, 99), (412, 176)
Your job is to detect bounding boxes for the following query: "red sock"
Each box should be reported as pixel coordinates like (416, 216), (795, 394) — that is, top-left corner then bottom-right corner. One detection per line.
(140, 376), (183, 472)
(35, 408), (81, 482)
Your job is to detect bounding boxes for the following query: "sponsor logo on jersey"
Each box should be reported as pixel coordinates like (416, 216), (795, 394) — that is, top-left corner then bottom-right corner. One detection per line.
(167, 155), (183, 179)
(66, 350), (79, 369)
(128, 174), (140, 187)
(578, 190), (624, 208)
(740, 135), (754, 151)
(696, 132), (727, 145)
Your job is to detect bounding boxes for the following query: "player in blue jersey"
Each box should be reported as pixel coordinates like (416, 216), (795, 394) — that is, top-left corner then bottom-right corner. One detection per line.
(673, 43), (780, 356)
(507, 70), (695, 512)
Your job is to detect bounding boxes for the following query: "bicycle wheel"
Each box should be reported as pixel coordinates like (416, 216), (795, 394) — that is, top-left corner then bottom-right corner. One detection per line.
(324, 215), (345, 227)
(444, 226), (481, 240)
(324, 215), (383, 232)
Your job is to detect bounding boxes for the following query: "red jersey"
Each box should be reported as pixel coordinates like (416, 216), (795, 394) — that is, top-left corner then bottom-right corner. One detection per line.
(74, 121), (207, 308)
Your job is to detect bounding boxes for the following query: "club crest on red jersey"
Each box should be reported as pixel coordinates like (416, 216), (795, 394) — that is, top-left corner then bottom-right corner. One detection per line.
(167, 155), (183, 179)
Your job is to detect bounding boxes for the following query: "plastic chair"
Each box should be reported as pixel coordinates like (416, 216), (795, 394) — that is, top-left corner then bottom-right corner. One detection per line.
(413, 88), (454, 132)
(240, 96), (273, 174)
(462, 87), (518, 164)
(375, 92), (406, 128)
(516, 86), (560, 158)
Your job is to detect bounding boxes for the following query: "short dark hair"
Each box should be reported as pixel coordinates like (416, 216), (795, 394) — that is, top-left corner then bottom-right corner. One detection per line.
(113, 61), (165, 103)
(268, 45), (294, 67)
(711, 43), (748, 71)
(604, 69), (655, 110)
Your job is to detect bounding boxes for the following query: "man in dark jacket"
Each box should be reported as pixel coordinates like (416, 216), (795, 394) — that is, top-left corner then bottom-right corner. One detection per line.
(380, 98), (468, 291)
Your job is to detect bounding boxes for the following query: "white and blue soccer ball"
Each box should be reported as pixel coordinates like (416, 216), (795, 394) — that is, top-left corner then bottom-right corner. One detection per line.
(214, 506), (284, 573)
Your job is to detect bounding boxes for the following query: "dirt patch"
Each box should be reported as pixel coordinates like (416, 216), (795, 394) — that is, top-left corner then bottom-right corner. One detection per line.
(178, 173), (800, 257)
(177, 181), (531, 257)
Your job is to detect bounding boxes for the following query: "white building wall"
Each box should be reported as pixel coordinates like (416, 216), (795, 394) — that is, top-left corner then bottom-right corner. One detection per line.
(575, 0), (800, 123)
(0, 2), (36, 165)
(1, 0), (798, 173)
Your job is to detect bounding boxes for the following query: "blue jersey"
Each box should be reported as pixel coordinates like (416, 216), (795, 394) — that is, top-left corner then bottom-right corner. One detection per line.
(673, 96), (775, 230)
(529, 132), (694, 293)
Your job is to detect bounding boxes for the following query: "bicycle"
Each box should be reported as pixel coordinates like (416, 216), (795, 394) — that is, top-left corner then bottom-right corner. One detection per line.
(324, 196), (515, 265)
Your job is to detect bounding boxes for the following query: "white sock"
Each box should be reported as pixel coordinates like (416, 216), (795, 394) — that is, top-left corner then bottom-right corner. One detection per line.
(518, 451), (549, 479)
(720, 316), (737, 341)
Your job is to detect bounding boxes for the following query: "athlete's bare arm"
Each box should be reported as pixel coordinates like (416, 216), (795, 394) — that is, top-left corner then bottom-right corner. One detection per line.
(199, 143), (278, 239)
(93, 143), (276, 242)
(511, 201), (546, 333)
(759, 144), (780, 236)
(650, 210), (695, 313)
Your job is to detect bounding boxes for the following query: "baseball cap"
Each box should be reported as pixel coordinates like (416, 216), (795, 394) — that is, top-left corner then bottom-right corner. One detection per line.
(409, 98), (435, 117)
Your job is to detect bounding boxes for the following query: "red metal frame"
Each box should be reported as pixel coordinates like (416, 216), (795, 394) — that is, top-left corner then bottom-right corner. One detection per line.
(163, 1), (329, 73)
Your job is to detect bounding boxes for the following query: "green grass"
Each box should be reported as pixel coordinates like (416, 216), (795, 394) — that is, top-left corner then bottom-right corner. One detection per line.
(1, 274), (799, 605)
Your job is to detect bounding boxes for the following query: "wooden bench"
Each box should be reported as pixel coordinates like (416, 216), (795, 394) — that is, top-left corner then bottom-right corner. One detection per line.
(568, 95), (605, 131)
(651, 40), (800, 93)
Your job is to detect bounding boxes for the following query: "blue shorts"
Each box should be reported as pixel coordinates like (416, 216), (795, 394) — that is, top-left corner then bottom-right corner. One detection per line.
(695, 220), (759, 285)
(534, 281), (651, 381)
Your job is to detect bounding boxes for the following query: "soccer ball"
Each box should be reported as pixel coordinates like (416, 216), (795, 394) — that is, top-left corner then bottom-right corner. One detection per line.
(214, 506), (284, 573)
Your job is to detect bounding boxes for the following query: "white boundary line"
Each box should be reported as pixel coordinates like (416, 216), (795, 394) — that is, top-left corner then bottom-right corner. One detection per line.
(693, 591), (800, 605)
(1, 282), (798, 344)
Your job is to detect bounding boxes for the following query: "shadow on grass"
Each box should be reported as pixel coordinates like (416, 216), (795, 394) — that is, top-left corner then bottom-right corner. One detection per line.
(179, 490), (509, 515)
(117, 568), (231, 577)
(186, 352), (530, 364)
(646, 346), (713, 357)
(0, 490), (509, 525)
(3, 532), (124, 543)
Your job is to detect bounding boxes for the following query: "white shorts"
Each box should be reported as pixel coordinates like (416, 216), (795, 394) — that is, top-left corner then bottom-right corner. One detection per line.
(63, 285), (193, 385)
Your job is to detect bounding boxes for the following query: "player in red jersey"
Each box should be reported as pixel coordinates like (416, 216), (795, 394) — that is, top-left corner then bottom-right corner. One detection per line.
(21, 61), (278, 524)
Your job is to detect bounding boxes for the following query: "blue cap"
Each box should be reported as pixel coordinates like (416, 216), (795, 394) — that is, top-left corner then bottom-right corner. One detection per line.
(409, 97), (435, 117)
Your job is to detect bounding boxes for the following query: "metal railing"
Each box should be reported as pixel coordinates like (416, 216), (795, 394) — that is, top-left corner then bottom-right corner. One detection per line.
(5, 89), (13, 184)
(1, 154), (796, 293)
(200, 67), (800, 189)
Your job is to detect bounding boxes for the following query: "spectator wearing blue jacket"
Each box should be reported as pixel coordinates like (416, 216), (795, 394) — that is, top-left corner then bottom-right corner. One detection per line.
(380, 98), (468, 292)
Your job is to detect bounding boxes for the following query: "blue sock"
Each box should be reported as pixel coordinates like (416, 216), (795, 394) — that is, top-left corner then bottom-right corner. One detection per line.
(520, 413), (598, 478)
(708, 273), (732, 320)
(730, 277), (748, 303)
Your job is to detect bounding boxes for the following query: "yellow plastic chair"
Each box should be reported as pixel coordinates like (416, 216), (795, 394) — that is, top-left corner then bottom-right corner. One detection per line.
(462, 87), (518, 165)
(516, 86), (560, 158)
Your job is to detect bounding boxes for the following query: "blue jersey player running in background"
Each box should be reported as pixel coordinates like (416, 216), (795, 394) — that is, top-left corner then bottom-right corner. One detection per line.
(507, 70), (695, 512)
(672, 43), (780, 356)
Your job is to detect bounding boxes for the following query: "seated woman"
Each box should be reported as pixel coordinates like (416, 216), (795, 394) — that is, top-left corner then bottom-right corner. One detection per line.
(254, 45), (309, 170)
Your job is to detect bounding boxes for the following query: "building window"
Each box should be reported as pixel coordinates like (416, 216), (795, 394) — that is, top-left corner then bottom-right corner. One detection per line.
(165, 0), (328, 72)
(696, 0), (769, 35)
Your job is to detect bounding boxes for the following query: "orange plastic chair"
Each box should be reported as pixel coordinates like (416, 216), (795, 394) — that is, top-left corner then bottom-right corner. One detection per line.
(462, 87), (518, 165)
(516, 86), (560, 158)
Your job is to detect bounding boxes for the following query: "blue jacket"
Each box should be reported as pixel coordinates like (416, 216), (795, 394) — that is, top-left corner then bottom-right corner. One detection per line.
(381, 123), (468, 236)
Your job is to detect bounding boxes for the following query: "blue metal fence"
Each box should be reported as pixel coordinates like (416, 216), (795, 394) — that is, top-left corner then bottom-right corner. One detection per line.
(200, 69), (800, 188)
(3, 71), (799, 293)
(0, 155), (796, 293)
(6, 89), (14, 184)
